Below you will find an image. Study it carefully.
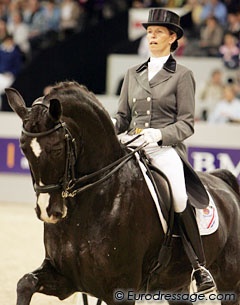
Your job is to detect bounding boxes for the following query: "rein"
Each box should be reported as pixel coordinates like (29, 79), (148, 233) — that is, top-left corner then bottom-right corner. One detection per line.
(62, 141), (146, 198)
(22, 107), (146, 197)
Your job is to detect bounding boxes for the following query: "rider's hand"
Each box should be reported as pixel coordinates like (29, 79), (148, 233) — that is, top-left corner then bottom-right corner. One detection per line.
(140, 128), (162, 144)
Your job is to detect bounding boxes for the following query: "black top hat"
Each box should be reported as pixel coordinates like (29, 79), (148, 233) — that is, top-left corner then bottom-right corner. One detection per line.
(142, 8), (184, 39)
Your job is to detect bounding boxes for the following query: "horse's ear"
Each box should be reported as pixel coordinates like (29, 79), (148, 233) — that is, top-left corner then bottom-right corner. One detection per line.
(5, 88), (28, 120)
(49, 98), (62, 122)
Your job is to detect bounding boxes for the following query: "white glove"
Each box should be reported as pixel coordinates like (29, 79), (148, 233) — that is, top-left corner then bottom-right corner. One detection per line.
(111, 117), (117, 126)
(140, 128), (162, 144)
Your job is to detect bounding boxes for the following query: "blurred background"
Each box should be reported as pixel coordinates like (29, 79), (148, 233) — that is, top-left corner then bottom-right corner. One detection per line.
(0, 1), (239, 304)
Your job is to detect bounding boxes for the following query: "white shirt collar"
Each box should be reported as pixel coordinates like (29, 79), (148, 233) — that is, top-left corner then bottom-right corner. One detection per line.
(148, 55), (170, 80)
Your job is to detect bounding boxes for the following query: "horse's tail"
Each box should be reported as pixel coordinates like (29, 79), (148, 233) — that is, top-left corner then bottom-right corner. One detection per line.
(210, 169), (240, 195)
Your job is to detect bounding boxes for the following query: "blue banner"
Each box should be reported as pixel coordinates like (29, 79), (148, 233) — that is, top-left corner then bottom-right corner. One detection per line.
(0, 138), (29, 174)
(1, 138), (240, 185)
(188, 146), (240, 184)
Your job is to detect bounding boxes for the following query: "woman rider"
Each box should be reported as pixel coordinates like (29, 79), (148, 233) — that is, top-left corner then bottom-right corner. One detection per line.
(112, 8), (216, 293)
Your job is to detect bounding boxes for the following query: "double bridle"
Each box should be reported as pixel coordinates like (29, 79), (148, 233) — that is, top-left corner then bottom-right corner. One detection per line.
(22, 104), (146, 198)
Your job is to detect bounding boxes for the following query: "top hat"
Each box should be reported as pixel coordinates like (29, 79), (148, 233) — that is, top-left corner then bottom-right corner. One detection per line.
(142, 8), (184, 39)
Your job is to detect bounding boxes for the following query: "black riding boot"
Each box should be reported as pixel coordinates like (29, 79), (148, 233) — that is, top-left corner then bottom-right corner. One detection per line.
(179, 204), (216, 293)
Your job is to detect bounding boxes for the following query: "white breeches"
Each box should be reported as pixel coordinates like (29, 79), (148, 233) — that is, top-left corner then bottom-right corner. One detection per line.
(119, 133), (188, 213)
(144, 145), (188, 212)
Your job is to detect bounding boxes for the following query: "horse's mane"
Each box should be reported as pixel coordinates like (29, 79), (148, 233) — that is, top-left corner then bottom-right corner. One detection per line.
(41, 81), (125, 163)
(43, 81), (117, 137)
(44, 81), (104, 111)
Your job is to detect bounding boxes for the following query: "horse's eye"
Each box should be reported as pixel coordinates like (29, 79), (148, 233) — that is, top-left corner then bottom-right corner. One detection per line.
(50, 148), (63, 157)
(46, 144), (63, 154)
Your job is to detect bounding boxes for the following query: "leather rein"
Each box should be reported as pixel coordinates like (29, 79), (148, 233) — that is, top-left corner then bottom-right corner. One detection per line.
(22, 104), (145, 198)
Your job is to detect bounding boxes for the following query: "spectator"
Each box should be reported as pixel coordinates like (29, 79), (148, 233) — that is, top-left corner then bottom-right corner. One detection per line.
(200, 0), (227, 27)
(44, 0), (61, 32)
(208, 84), (240, 123)
(185, 0), (204, 37)
(0, 18), (7, 43)
(198, 69), (224, 120)
(198, 16), (224, 56)
(7, 10), (31, 60)
(59, 0), (82, 39)
(41, 0), (61, 47)
(219, 32), (239, 69)
(0, 34), (23, 103)
(0, 2), (8, 21)
(226, 12), (240, 39)
(23, 0), (48, 51)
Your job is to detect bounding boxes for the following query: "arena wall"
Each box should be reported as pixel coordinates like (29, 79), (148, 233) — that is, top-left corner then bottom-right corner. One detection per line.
(0, 96), (239, 204)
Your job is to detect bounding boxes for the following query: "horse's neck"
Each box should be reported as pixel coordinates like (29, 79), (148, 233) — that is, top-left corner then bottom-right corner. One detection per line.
(64, 113), (123, 174)
(77, 135), (124, 176)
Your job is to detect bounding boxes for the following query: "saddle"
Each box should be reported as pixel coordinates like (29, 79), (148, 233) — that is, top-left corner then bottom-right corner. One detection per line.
(138, 149), (209, 220)
(137, 150), (211, 272)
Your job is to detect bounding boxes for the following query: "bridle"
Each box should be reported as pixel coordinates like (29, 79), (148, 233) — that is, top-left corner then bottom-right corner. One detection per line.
(22, 103), (146, 198)
(22, 119), (78, 196)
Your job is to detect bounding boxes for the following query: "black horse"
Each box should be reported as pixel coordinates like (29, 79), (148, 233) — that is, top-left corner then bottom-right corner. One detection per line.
(6, 81), (240, 305)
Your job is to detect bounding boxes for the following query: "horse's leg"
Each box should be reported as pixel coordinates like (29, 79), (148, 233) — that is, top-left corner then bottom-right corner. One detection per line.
(17, 258), (76, 305)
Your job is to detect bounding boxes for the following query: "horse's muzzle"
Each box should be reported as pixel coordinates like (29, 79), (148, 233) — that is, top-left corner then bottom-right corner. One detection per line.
(35, 194), (68, 224)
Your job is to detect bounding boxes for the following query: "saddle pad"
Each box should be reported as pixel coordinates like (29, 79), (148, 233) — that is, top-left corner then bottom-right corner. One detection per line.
(195, 192), (219, 236)
(135, 153), (219, 236)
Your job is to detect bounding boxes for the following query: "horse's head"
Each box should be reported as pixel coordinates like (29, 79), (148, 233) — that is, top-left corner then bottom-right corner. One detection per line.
(5, 87), (70, 223)
(6, 82), (122, 224)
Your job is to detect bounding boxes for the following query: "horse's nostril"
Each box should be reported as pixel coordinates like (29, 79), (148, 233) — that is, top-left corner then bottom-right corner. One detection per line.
(52, 211), (63, 218)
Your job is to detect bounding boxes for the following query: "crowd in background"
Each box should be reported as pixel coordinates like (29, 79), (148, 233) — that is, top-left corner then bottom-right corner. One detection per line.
(131, 0), (240, 124)
(0, 0), (129, 99)
(0, 0), (239, 122)
(196, 68), (240, 122)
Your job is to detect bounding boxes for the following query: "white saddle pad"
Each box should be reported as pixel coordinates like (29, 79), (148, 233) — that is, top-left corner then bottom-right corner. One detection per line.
(195, 193), (219, 235)
(136, 153), (219, 236)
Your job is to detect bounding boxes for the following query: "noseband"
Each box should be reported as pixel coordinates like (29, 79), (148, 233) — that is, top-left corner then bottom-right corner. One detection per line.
(22, 103), (146, 198)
